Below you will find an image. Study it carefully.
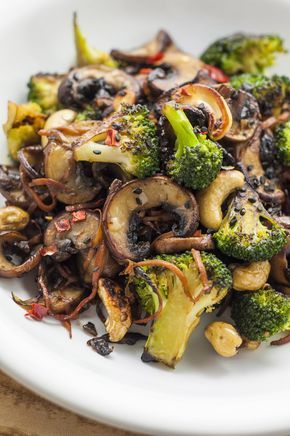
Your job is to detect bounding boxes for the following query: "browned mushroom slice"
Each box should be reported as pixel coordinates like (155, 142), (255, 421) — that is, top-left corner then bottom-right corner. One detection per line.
(98, 278), (132, 342)
(0, 165), (30, 208)
(0, 231), (42, 278)
(103, 176), (199, 262)
(236, 128), (285, 204)
(111, 30), (173, 64)
(58, 65), (140, 115)
(44, 140), (101, 204)
(270, 235), (290, 292)
(44, 210), (101, 262)
(216, 84), (260, 142)
(152, 232), (215, 254)
(12, 286), (85, 314)
(161, 83), (232, 140)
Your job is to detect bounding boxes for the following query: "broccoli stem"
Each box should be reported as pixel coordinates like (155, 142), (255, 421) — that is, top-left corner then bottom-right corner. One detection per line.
(162, 105), (199, 159)
(74, 141), (129, 166)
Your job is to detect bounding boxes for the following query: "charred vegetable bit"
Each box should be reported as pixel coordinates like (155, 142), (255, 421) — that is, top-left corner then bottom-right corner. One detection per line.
(87, 337), (114, 356)
(230, 74), (290, 117)
(231, 288), (290, 342)
(128, 252), (232, 367)
(274, 120), (290, 167)
(201, 33), (285, 75)
(162, 104), (222, 190)
(214, 186), (287, 261)
(74, 104), (160, 178)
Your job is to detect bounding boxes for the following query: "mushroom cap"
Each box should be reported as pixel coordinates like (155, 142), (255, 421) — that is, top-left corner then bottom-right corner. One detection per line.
(103, 176), (199, 261)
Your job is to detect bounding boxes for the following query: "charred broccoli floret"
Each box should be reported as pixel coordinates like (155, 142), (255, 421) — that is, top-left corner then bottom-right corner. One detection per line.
(74, 104), (160, 178)
(162, 104), (222, 190)
(27, 73), (64, 113)
(274, 120), (290, 167)
(129, 251), (232, 367)
(73, 13), (117, 68)
(214, 186), (287, 261)
(2, 101), (46, 160)
(230, 73), (290, 117)
(231, 287), (290, 341)
(201, 33), (285, 75)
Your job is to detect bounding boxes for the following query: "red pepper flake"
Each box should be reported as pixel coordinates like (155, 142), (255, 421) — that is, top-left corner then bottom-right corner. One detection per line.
(25, 303), (48, 321)
(72, 210), (87, 223)
(40, 245), (58, 257)
(146, 52), (164, 64)
(55, 218), (71, 232)
(105, 129), (120, 146)
(139, 68), (153, 75)
(203, 64), (229, 83)
(181, 86), (191, 96)
(193, 229), (202, 237)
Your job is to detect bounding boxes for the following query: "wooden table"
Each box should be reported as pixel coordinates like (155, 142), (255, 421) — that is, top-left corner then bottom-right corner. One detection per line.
(0, 371), (141, 436)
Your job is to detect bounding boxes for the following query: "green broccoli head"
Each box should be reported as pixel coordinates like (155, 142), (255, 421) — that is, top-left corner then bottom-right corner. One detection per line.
(201, 33), (286, 75)
(214, 186), (287, 262)
(162, 104), (222, 190)
(230, 73), (290, 117)
(274, 120), (290, 167)
(27, 73), (63, 113)
(129, 251), (232, 367)
(74, 104), (160, 178)
(231, 287), (290, 341)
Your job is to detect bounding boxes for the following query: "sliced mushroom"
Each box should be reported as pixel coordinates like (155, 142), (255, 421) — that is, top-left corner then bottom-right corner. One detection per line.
(44, 138), (101, 204)
(0, 231), (42, 278)
(44, 210), (102, 262)
(0, 165), (30, 208)
(103, 176), (199, 261)
(151, 232), (214, 254)
(270, 235), (290, 289)
(41, 109), (77, 147)
(216, 84), (260, 142)
(58, 65), (140, 116)
(98, 278), (132, 342)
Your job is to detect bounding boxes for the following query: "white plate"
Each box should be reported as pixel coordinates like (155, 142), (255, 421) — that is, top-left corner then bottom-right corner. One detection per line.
(0, 0), (290, 435)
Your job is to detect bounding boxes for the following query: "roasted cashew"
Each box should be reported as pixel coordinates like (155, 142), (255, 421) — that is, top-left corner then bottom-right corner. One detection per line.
(197, 170), (245, 230)
(41, 109), (77, 146)
(205, 321), (242, 357)
(232, 261), (271, 291)
(0, 206), (29, 231)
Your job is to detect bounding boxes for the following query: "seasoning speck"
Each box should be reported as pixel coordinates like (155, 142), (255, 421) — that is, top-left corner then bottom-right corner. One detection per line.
(133, 187), (142, 195)
(93, 150), (102, 155)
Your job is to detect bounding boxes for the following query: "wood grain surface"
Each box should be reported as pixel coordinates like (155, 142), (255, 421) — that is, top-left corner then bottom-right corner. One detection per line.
(0, 371), (142, 436)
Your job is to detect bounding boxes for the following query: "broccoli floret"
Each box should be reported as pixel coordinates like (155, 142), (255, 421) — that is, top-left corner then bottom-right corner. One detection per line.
(231, 287), (290, 341)
(27, 73), (63, 113)
(214, 186), (287, 262)
(230, 73), (290, 117)
(274, 120), (290, 167)
(2, 101), (46, 160)
(73, 13), (117, 68)
(201, 33), (286, 75)
(74, 104), (160, 178)
(162, 104), (222, 190)
(129, 251), (232, 367)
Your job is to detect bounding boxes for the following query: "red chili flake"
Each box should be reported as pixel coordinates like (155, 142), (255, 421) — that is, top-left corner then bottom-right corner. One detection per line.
(181, 87), (191, 96)
(146, 52), (164, 64)
(193, 229), (202, 237)
(40, 245), (58, 257)
(139, 68), (153, 75)
(105, 129), (120, 146)
(203, 64), (229, 83)
(25, 303), (48, 321)
(72, 210), (87, 223)
(55, 218), (71, 232)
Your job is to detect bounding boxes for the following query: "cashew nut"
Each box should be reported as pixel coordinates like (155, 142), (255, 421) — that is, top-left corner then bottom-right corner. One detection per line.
(232, 261), (271, 291)
(0, 206), (29, 231)
(41, 109), (77, 146)
(205, 321), (242, 357)
(197, 170), (245, 230)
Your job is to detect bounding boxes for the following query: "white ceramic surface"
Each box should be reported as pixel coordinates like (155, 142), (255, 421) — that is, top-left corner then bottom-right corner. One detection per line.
(0, 1), (289, 435)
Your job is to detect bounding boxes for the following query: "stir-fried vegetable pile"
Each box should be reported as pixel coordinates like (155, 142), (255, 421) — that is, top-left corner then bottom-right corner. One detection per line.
(1, 15), (289, 367)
